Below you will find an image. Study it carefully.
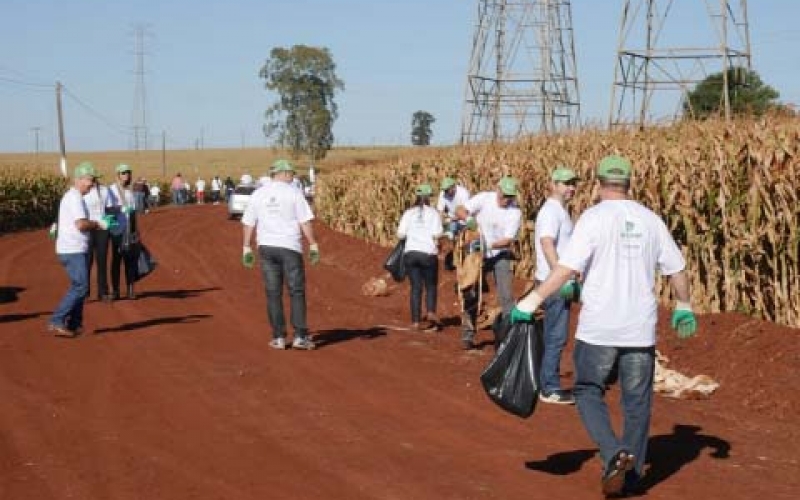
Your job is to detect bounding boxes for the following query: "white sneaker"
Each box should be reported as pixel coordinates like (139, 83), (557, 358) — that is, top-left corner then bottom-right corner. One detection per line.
(291, 337), (316, 350)
(270, 337), (286, 350)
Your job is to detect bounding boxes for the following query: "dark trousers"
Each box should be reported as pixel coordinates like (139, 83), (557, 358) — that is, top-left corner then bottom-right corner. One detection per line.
(110, 233), (137, 293)
(258, 246), (308, 339)
(87, 228), (110, 298)
(404, 251), (439, 323)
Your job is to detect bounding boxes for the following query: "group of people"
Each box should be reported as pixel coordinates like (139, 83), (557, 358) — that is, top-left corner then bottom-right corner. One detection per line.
(396, 155), (699, 497)
(49, 162), (144, 338)
(170, 173), (235, 206)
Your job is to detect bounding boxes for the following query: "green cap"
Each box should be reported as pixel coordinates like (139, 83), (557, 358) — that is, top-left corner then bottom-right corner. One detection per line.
(116, 163), (132, 174)
(270, 159), (296, 174)
(551, 166), (579, 183)
(416, 183), (433, 196)
(597, 155), (632, 181)
(440, 177), (456, 190)
(74, 161), (99, 179)
(498, 176), (518, 196)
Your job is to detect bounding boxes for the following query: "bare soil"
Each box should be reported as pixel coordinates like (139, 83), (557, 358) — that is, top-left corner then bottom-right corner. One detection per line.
(1, 204), (797, 500)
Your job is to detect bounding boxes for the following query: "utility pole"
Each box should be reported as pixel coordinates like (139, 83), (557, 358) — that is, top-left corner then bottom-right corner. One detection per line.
(30, 126), (41, 157)
(161, 130), (166, 178)
(460, 0), (581, 144)
(131, 23), (151, 151)
(55, 81), (67, 177)
(609, 0), (751, 127)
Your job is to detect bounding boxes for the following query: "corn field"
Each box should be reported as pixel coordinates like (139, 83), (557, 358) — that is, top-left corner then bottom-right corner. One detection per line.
(316, 117), (800, 328)
(0, 167), (67, 234)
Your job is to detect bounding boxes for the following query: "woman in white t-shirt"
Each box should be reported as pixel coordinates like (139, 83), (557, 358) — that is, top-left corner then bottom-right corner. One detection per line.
(397, 184), (443, 331)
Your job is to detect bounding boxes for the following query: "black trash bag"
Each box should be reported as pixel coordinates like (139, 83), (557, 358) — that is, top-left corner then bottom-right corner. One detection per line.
(134, 244), (157, 282)
(480, 319), (544, 418)
(383, 239), (407, 282)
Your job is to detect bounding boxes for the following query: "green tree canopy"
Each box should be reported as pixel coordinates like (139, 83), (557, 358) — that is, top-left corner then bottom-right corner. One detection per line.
(411, 111), (435, 146)
(683, 67), (780, 119)
(259, 45), (344, 161)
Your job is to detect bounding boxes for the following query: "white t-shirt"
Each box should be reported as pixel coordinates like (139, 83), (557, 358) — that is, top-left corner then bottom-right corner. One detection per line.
(196, 179), (206, 192)
(436, 185), (471, 217)
(397, 205), (443, 255)
(463, 191), (522, 258)
(559, 200), (686, 347)
(241, 181), (315, 253)
(56, 188), (90, 254)
(534, 198), (574, 281)
(211, 178), (222, 191)
(150, 185), (161, 197)
(83, 185), (114, 222)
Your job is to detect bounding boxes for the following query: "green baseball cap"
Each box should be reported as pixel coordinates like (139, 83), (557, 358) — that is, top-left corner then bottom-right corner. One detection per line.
(597, 155), (632, 181)
(74, 161), (100, 179)
(416, 183), (433, 196)
(115, 163), (132, 174)
(270, 159), (296, 174)
(498, 176), (518, 196)
(440, 177), (457, 190)
(551, 166), (579, 183)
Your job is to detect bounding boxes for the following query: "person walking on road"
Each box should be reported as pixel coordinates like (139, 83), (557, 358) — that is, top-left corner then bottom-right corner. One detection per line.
(83, 175), (115, 302)
(241, 159), (320, 350)
(455, 176), (522, 350)
(534, 166), (581, 405)
(49, 162), (114, 337)
(509, 155), (698, 498)
(195, 177), (206, 204)
(109, 164), (139, 300)
(171, 173), (184, 205)
(397, 183), (443, 331)
(211, 175), (222, 204)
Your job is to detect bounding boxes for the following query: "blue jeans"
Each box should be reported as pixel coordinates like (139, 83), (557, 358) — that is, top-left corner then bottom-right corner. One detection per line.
(258, 246), (308, 339)
(573, 340), (655, 478)
(403, 251), (438, 323)
(51, 253), (90, 330)
(540, 291), (570, 393)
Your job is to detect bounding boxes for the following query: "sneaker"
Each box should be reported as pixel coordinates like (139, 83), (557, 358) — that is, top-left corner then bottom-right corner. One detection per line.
(461, 338), (474, 350)
(269, 337), (286, 350)
(539, 390), (576, 405)
(291, 337), (315, 350)
(602, 451), (635, 497)
(48, 323), (76, 338)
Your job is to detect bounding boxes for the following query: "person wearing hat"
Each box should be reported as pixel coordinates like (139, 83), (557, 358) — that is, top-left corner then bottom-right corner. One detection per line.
(396, 183), (444, 331)
(109, 163), (139, 300)
(83, 168), (116, 302)
(49, 162), (115, 337)
(241, 159), (320, 350)
(436, 177), (471, 239)
(509, 155), (697, 497)
(534, 166), (581, 405)
(454, 176), (522, 350)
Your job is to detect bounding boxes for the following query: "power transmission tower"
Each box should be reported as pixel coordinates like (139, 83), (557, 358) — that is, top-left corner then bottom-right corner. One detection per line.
(131, 24), (151, 151)
(609, 0), (752, 127)
(460, 0), (581, 144)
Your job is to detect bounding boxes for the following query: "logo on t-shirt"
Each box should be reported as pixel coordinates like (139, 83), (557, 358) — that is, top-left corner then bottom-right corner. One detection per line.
(620, 218), (644, 257)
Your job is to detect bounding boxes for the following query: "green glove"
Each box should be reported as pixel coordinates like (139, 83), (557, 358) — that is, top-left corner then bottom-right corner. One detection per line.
(465, 218), (477, 231)
(242, 247), (254, 268)
(48, 223), (58, 240)
(509, 306), (533, 324)
(97, 215), (116, 230)
(559, 279), (581, 301)
(671, 306), (697, 339)
(309, 243), (320, 266)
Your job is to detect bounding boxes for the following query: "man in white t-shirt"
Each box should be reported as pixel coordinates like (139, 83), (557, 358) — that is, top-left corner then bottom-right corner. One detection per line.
(510, 155), (697, 497)
(50, 162), (114, 337)
(210, 175), (222, 204)
(455, 176), (522, 350)
(242, 159), (320, 351)
(436, 177), (470, 239)
(195, 177), (206, 204)
(534, 166), (580, 405)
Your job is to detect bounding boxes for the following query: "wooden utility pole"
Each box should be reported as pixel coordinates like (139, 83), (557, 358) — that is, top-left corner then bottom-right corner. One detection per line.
(30, 126), (41, 157)
(55, 81), (67, 177)
(161, 130), (166, 177)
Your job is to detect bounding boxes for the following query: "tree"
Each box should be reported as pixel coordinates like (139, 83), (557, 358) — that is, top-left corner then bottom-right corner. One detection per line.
(683, 67), (780, 119)
(411, 111), (435, 146)
(259, 45), (344, 162)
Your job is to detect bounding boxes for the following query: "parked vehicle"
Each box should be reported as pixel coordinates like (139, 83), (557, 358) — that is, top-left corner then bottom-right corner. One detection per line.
(228, 184), (257, 219)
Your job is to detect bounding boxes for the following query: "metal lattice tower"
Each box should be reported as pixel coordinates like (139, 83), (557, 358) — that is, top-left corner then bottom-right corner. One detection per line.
(131, 24), (150, 151)
(460, 0), (581, 144)
(609, 0), (751, 127)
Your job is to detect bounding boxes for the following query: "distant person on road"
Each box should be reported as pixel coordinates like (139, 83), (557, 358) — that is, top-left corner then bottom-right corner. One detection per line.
(83, 174), (115, 302)
(241, 159), (320, 351)
(195, 177), (206, 204)
(133, 177), (148, 213)
(49, 162), (114, 338)
(534, 166), (581, 405)
(509, 155), (697, 498)
(171, 173), (184, 205)
(224, 176), (235, 200)
(211, 175), (222, 204)
(397, 183), (443, 331)
(149, 183), (160, 207)
(109, 164), (140, 300)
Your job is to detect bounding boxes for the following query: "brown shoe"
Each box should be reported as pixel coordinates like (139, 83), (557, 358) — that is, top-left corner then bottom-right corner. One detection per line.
(602, 451), (635, 497)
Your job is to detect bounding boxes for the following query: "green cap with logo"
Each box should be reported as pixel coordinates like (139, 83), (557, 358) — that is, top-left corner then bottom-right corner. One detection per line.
(498, 176), (519, 196)
(415, 183), (433, 196)
(115, 163), (132, 174)
(74, 161), (100, 179)
(270, 159), (296, 174)
(551, 166), (579, 183)
(440, 177), (457, 191)
(597, 155), (632, 181)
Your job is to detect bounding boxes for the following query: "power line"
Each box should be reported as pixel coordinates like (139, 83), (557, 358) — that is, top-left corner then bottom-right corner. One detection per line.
(62, 86), (130, 137)
(0, 75), (53, 90)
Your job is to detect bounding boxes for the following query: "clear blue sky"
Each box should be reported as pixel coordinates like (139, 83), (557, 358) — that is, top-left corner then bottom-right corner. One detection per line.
(1, 0), (798, 153)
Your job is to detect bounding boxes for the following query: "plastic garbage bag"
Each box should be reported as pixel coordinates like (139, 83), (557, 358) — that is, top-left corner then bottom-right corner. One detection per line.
(383, 239), (407, 282)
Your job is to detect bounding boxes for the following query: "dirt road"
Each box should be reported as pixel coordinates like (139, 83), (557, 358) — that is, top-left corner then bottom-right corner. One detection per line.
(1, 204), (797, 499)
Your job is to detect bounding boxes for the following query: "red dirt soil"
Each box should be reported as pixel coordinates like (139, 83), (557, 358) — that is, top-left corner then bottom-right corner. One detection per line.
(1, 204), (797, 500)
